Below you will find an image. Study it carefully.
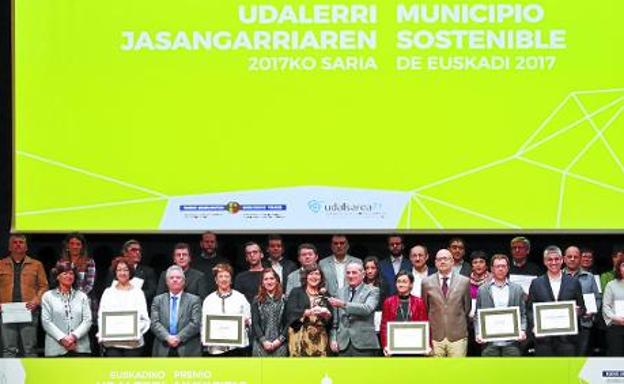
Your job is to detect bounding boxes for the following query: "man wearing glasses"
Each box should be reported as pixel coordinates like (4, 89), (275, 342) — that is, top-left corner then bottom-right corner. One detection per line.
(105, 240), (157, 305)
(422, 249), (472, 357)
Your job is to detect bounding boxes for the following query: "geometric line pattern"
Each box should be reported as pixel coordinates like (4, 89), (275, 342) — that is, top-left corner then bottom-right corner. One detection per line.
(16, 151), (169, 216)
(405, 87), (624, 229)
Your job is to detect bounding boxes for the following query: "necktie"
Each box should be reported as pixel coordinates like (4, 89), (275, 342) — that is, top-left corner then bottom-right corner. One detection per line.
(442, 277), (449, 298)
(169, 296), (178, 335)
(349, 287), (356, 302)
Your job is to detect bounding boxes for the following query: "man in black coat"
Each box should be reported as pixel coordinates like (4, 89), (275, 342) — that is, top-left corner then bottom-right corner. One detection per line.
(527, 245), (585, 356)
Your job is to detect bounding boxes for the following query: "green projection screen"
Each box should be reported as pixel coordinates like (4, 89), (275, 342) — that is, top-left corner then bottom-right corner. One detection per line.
(13, 0), (624, 231)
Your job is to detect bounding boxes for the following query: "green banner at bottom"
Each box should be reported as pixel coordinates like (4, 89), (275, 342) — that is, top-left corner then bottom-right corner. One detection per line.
(0, 357), (622, 384)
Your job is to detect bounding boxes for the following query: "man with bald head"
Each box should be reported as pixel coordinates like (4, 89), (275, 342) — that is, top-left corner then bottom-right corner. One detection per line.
(563, 245), (601, 355)
(422, 249), (472, 357)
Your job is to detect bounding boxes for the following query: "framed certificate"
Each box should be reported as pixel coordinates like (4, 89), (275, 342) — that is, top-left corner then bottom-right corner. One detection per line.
(509, 275), (537, 295)
(477, 307), (521, 342)
(533, 301), (578, 337)
(202, 314), (245, 347)
(101, 311), (139, 341)
(386, 321), (429, 355)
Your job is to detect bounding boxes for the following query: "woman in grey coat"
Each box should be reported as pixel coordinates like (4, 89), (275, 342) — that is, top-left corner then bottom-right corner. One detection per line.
(41, 261), (92, 357)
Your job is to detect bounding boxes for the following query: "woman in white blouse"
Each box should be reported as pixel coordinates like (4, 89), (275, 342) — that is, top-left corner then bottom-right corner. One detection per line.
(202, 263), (251, 356)
(98, 257), (150, 357)
(41, 261), (92, 357)
(603, 258), (624, 356)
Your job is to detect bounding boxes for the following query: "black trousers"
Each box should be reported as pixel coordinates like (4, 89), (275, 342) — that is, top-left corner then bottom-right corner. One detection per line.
(104, 347), (144, 357)
(535, 336), (576, 356)
(606, 326), (624, 357)
(339, 342), (379, 357)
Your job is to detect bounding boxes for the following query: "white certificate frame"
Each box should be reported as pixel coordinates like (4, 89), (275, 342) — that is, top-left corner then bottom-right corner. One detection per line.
(533, 301), (578, 337)
(509, 275), (537, 295)
(1, 302), (32, 324)
(202, 314), (244, 347)
(477, 306), (521, 342)
(386, 321), (429, 355)
(100, 311), (139, 341)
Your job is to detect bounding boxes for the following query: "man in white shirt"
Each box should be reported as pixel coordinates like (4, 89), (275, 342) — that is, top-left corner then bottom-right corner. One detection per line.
(527, 245), (584, 356)
(379, 235), (411, 295)
(320, 235), (361, 296)
(408, 245), (435, 297)
(264, 235), (297, 285)
(475, 254), (527, 356)
(150, 265), (201, 357)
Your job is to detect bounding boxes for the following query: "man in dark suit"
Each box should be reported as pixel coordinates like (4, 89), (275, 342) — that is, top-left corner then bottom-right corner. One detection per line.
(329, 262), (380, 356)
(527, 245), (585, 356)
(422, 249), (472, 357)
(475, 254), (527, 356)
(448, 237), (471, 277)
(263, 235), (297, 286)
(408, 244), (436, 297)
(156, 243), (209, 300)
(105, 239), (157, 305)
(151, 265), (201, 357)
(379, 235), (411, 296)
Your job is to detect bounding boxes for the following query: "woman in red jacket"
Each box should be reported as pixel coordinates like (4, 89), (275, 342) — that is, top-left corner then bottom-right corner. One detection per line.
(380, 270), (428, 356)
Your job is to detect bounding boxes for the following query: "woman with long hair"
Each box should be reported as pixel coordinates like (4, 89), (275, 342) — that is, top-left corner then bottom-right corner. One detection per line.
(251, 268), (288, 357)
(363, 256), (389, 311)
(603, 257), (624, 356)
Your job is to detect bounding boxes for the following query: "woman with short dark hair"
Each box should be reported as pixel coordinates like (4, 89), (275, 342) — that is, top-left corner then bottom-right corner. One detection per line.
(380, 270), (427, 356)
(286, 264), (332, 357)
(97, 257), (150, 357)
(41, 261), (92, 357)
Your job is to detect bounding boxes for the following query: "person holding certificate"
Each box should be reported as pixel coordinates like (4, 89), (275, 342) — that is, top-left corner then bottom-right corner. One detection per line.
(380, 270), (428, 356)
(474, 254), (527, 356)
(0, 233), (49, 357)
(202, 263), (251, 356)
(151, 265), (202, 357)
(563, 245), (601, 356)
(251, 268), (288, 357)
(602, 257), (624, 356)
(527, 245), (584, 356)
(98, 257), (150, 357)
(286, 264), (332, 357)
(41, 261), (92, 357)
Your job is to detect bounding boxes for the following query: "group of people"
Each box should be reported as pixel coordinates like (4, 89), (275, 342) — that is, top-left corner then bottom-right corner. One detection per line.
(1, 232), (623, 358)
